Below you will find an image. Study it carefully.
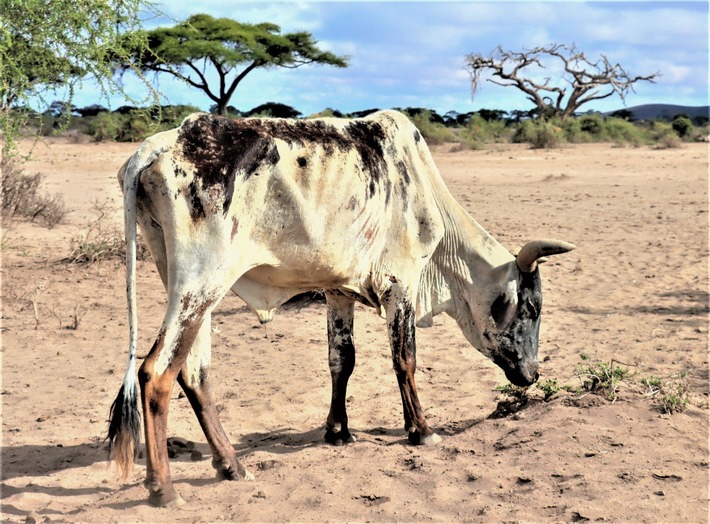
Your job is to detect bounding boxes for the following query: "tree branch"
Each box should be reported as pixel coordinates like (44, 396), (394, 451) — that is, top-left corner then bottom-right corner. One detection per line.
(467, 43), (660, 119)
(224, 60), (261, 101)
(154, 60), (219, 104)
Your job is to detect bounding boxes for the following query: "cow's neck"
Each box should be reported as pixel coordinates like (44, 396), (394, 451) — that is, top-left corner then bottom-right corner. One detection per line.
(416, 191), (513, 341)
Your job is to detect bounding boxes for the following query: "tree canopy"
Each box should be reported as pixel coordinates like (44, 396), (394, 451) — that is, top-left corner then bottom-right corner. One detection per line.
(0, 0), (156, 152)
(466, 44), (660, 119)
(118, 14), (349, 116)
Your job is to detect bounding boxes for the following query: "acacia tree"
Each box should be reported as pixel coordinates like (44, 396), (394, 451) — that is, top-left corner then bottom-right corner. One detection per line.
(465, 44), (659, 120)
(0, 0), (156, 152)
(118, 14), (349, 116)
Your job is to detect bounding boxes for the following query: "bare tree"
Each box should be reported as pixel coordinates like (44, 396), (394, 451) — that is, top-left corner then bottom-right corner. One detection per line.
(466, 44), (659, 119)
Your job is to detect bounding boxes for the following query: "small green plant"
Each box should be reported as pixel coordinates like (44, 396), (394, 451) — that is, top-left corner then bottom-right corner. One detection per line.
(641, 375), (662, 393)
(660, 386), (689, 414)
(579, 352), (590, 361)
(494, 383), (529, 400)
(490, 382), (531, 418)
(659, 374), (691, 414)
(536, 378), (560, 401)
(68, 224), (124, 263)
(574, 360), (630, 402)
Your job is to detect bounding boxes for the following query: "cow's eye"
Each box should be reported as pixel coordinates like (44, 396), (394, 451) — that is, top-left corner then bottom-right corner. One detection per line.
(525, 299), (540, 319)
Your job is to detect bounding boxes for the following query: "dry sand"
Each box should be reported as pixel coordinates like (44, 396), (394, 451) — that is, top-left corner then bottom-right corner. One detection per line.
(1, 138), (708, 522)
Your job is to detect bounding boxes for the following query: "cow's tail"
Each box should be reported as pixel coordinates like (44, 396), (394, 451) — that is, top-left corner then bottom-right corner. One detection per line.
(107, 144), (161, 480)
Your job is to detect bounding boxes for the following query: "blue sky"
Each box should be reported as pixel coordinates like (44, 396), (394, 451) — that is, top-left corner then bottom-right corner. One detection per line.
(72, 1), (708, 116)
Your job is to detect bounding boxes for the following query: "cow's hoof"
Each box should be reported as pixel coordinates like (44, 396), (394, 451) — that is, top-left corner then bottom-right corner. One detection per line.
(325, 428), (356, 446)
(147, 492), (186, 508)
(407, 430), (442, 446)
(420, 432), (442, 446)
(213, 457), (254, 481)
(216, 464), (254, 481)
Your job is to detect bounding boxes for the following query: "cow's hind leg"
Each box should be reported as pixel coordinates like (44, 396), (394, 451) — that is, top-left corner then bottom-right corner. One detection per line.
(139, 330), (187, 507)
(139, 290), (226, 507)
(324, 292), (357, 445)
(384, 286), (441, 446)
(177, 315), (252, 481)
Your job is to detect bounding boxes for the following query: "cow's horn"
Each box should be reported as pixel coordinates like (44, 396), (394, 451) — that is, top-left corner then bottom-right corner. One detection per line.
(516, 239), (576, 273)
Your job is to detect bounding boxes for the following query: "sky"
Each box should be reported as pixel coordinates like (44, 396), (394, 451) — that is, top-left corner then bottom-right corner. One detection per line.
(68, 1), (709, 116)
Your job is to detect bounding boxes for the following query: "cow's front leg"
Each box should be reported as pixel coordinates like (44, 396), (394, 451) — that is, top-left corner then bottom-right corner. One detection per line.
(324, 292), (357, 445)
(384, 290), (441, 446)
(177, 316), (252, 481)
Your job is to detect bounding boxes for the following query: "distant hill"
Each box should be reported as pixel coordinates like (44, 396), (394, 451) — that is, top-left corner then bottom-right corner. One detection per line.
(604, 104), (709, 121)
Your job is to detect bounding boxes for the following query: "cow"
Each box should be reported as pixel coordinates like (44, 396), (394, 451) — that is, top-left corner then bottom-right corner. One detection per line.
(107, 110), (574, 507)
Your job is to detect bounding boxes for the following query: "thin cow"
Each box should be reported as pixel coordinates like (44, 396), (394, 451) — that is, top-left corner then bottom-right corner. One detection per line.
(108, 110), (574, 507)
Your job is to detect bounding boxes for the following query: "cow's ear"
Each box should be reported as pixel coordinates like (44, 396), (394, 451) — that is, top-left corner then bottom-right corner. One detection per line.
(491, 289), (517, 330)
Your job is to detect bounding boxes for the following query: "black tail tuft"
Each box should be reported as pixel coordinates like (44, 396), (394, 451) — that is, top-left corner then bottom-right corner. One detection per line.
(106, 383), (141, 480)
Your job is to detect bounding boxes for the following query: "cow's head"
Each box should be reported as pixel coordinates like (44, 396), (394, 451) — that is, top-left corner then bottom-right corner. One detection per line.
(459, 239), (575, 387)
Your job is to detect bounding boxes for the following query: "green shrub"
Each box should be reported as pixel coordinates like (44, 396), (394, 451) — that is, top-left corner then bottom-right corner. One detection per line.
(307, 108), (341, 119)
(66, 200), (150, 264)
(535, 121), (563, 148)
(462, 114), (511, 143)
(513, 119), (563, 148)
(561, 117), (590, 143)
(89, 105), (201, 142)
(649, 120), (674, 140)
(121, 111), (153, 142)
(605, 117), (644, 146)
(408, 110), (456, 145)
(672, 115), (693, 138)
(578, 113), (605, 137)
(1, 157), (67, 228)
(575, 360), (630, 401)
(657, 132), (682, 149)
(157, 105), (201, 131)
(450, 139), (485, 152)
(90, 112), (126, 142)
(512, 119), (535, 144)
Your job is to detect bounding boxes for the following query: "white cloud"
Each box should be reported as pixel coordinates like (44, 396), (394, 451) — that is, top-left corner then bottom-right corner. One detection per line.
(151, 1), (325, 32)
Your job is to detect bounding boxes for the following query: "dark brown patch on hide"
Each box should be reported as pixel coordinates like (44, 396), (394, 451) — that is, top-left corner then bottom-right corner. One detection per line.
(179, 114), (392, 208)
(231, 217), (239, 240)
(177, 114), (279, 218)
(343, 120), (388, 199)
(188, 181), (205, 221)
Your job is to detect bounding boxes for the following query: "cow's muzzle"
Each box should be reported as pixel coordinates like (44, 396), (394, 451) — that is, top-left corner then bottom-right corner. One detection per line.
(503, 362), (540, 388)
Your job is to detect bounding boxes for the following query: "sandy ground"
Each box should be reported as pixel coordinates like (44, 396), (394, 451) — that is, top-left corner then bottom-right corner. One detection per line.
(1, 137), (708, 523)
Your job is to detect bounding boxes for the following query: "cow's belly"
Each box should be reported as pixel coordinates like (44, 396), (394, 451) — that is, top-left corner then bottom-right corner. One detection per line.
(232, 262), (378, 324)
(242, 263), (351, 289)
